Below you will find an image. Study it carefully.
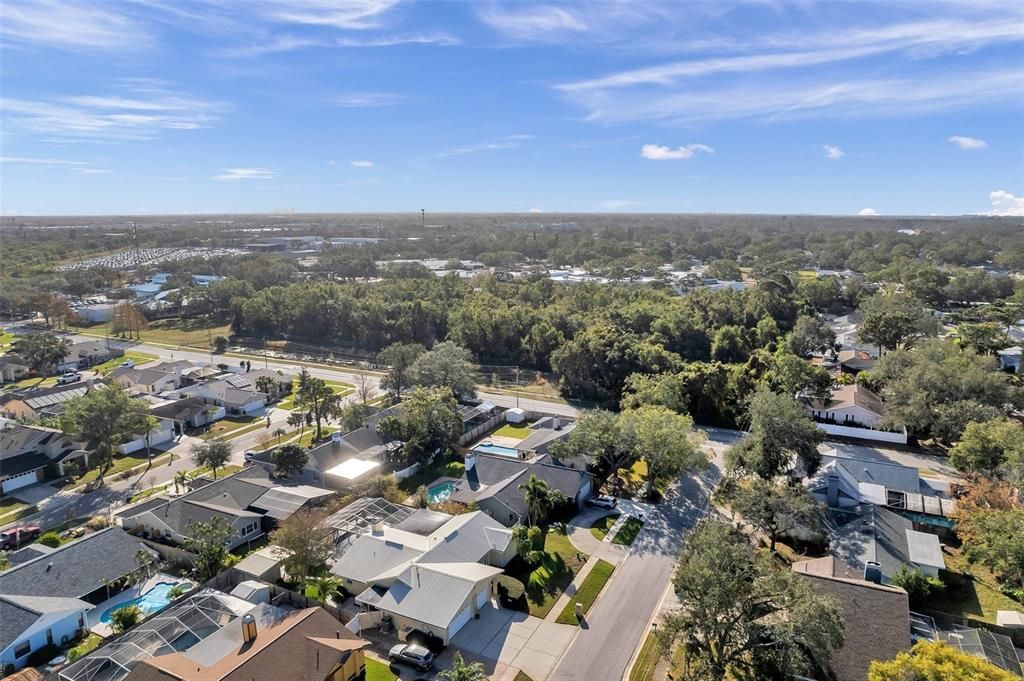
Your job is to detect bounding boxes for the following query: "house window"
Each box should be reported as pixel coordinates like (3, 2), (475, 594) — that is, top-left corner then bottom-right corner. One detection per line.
(46, 629), (54, 646)
(14, 641), (30, 658)
(242, 521), (260, 536)
(78, 612), (85, 628)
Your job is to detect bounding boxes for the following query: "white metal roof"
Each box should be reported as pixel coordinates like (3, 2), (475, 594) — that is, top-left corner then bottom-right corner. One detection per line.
(905, 529), (945, 569)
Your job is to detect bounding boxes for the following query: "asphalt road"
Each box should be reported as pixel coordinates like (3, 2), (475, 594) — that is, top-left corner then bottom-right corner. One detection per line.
(548, 440), (726, 681)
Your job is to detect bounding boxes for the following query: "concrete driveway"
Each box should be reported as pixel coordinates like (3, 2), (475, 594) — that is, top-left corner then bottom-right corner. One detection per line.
(450, 604), (576, 681)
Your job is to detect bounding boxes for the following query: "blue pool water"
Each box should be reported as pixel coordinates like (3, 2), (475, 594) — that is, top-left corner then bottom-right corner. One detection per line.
(428, 481), (458, 504)
(472, 443), (521, 458)
(99, 582), (180, 623)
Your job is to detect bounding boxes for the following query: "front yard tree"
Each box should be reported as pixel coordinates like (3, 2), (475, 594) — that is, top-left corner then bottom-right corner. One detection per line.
(949, 418), (1024, 482)
(337, 401), (365, 433)
(722, 478), (822, 551)
(519, 474), (565, 527)
(408, 340), (480, 398)
(295, 368), (340, 442)
(658, 521), (843, 681)
(379, 342), (425, 399)
(61, 384), (155, 485)
(191, 439), (232, 479)
(549, 409), (635, 481)
(726, 388), (824, 480)
(622, 405), (707, 499)
(272, 443), (309, 478)
(858, 292), (938, 354)
(11, 331), (72, 374)
(185, 517), (233, 580)
(869, 640), (1018, 681)
(269, 506), (334, 586)
(254, 374), (278, 397)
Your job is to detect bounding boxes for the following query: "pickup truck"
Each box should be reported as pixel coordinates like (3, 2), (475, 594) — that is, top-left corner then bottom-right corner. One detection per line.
(0, 525), (42, 550)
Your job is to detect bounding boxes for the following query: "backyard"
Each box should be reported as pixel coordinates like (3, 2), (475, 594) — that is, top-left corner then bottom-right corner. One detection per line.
(923, 545), (1023, 624)
(397, 459), (466, 495)
(363, 659), (397, 681)
(501, 530), (588, 618)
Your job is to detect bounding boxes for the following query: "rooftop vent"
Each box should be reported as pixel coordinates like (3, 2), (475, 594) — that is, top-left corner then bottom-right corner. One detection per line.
(241, 613), (257, 643)
(864, 561), (883, 584)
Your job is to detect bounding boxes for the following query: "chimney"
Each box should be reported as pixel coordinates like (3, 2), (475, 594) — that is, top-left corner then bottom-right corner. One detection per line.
(863, 561), (882, 584)
(465, 452), (476, 471)
(826, 470), (839, 508)
(241, 614), (257, 643)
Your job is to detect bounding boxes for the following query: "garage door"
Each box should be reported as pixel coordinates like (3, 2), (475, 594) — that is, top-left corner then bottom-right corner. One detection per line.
(2, 471), (37, 494)
(448, 606), (472, 640)
(475, 589), (489, 609)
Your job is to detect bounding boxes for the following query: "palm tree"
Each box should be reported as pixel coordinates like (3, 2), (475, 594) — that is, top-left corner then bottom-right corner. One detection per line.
(273, 427), (286, 444)
(173, 470), (191, 494)
(437, 652), (487, 681)
(518, 475), (565, 527)
(305, 575), (343, 602)
(100, 577), (115, 601)
(135, 549), (154, 580)
(108, 604), (143, 634)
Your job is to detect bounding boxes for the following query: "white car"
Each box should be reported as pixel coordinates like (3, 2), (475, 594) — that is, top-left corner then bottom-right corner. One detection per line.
(120, 359), (135, 368)
(587, 495), (618, 510)
(57, 371), (81, 385)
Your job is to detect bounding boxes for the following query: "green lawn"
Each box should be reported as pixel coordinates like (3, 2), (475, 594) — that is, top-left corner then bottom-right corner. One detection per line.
(590, 514), (618, 541)
(4, 374), (58, 390)
(492, 422), (534, 440)
(555, 559), (615, 624)
(92, 351), (159, 375)
(922, 546), (1023, 624)
(276, 379), (353, 410)
(628, 632), (661, 681)
(612, 516), (643, 546)
(76, 453), (170, 486)
(71, 319), (233, 351)
(201, 416), (263, 440)
(504, 530), (588, 618)
(363, 659), (397, 681)
(0, 498), (32, 525)
(397, 459), (466, 494)
(0, 331), (15, 350)
(66, 633), (103, 662)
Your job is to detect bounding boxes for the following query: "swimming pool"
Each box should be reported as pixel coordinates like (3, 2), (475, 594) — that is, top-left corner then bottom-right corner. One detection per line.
(428, 481), (459, 504)
(472, 442), (521, 458)
(99, 582), (181, 624)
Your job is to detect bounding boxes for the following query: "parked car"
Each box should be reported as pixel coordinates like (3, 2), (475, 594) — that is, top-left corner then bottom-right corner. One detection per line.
(388, 643), (436, 672)
(0, 525), (41, 550)
(587, 495), (618, 510)
(57, 371), (81, 384)
(120, 359), (135, 368)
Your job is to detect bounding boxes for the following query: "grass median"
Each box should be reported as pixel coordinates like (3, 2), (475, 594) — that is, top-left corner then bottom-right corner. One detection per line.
(555, 559), (615, 625)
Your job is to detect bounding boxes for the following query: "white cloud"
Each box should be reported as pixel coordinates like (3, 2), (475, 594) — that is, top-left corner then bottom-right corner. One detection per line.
(73, 167), (111, 175)
(1, 82), (224, 143)
(350, 160), (374, 167)
(433, 134), (532, 159)
(640, 143), (714, 160)
(327, 160), (338, 165)
(529, 207), (544, 213)
(260, 0), (401, 30)
(334, 93), (403, 108)
(0, 0), (147, 51)
(981, 190), (1024, 216)
(336, 32), (459, 47)
(212, 168), (275, 181)
(823, 145), (845, 159)
(948, 135), (988, 150)
(858, 208), (879, 216)
(477, 5), (589, 41)
(0, 156), (89, 166)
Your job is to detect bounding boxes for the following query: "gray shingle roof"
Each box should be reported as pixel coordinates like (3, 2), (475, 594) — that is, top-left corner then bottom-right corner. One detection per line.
(820, 455), (921, 494)
(331, 535), (421, 584)
(0, 451), (51, 477)
(0, 598), (45, 652)
(828, 505), (944, 582)
(358, 563), (500, 630)
(453, 453), (591, 520)
(0, 527), (154, 600)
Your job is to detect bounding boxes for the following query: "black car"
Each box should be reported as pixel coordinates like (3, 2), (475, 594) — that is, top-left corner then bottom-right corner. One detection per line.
(388, 643), (436, 671)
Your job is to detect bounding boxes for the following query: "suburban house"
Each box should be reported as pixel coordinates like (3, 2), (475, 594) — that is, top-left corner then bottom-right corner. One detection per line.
(807, 453), (956, 519)
(793, 557), (911, 681)
(117, 467), (333, 551)
(180, 379), (267, 416)
(0, 528), (159, 672)
(0, 381), (101, 420)
(56, 341), (123, 372)
(110, 366), (184, 394)
(112, 605), (367, 681)
(332, 509), (515, 645)
(800, 384), (907, 444)
(0, 423), (84, 493)
(448, 451), (594, 527)
(230, 368), (295, 399)
(997, 346), (1022, 374)
(248, 427), (399, 490)
(827, 504), (946, 584)
(0, 354), (30, 384)
(116, 416), (176, 456)
(836, 349), (876, 373)
(148, 396), (226, 433)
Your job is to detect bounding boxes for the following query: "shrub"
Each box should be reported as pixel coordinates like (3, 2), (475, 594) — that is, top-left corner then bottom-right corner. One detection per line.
(108, 604), (143, 633)
(415, 485), (429, 508)
(86, 516), (111, 530)
(890, 566), (944, 605)
(37, 531), (62, 548)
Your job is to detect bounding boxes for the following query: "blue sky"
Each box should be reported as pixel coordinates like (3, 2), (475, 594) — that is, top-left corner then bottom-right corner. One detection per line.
(1, 0), (1022, 216)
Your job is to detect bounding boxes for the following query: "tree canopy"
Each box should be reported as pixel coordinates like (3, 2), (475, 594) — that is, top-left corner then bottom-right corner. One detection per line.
(859, 293), (938, 353)
(408, 340), (479, 397)
(191, 439), (232, 479)
(726, 388), (824, 479)
(61, 384), (154, 484)
(269, 506), (334, 585)
(949, 418), (1024, 483)
(11, 331), (71, 373)
(868, 640), (1018, 681)
(271, 443), (309, 478)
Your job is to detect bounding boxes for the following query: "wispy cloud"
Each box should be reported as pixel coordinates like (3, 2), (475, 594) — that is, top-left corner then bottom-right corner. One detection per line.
(350, 160), (375, 167)
(980, 190), (1024, 216)
(73, 167), (111, 175)
(212, 168), (275, 181)
(336, 32), (459, 47)
(0, 156), (89, 166)
(477, 4), (589, 41)
(260, 0), (401, 30)
(476, 2), (673, 44)
(823, 145), (845, 159)
(947, 135), (988, 150)
(1, 82), (225, 143)
(334, 93), (404, 108)
(859, 207), (879, 216)
(433, 134), (533, 159)
(0, 0), (148, 51)
(640, 143), (713, 160)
